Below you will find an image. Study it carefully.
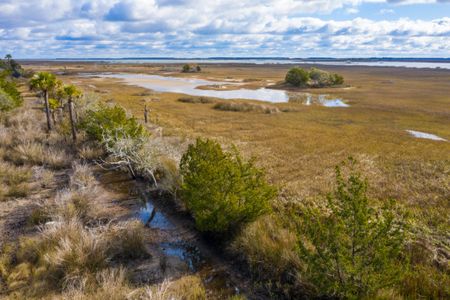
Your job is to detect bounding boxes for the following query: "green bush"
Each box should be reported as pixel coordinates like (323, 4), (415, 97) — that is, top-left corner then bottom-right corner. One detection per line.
(0, 76), (22, 111)
(285, 67), (344, 88)
(180, 138), (276, 233)
(332, 73), (345, 85)
(80, 104), (146, 144)
(295, 158), (406, 298)
(182, 64), (191, 73)
(285, 67), (310, 87)
(0, 88), (16, 111)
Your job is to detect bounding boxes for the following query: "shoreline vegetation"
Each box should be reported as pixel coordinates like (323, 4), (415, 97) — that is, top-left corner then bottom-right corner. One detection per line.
(1, 56), (449, 299)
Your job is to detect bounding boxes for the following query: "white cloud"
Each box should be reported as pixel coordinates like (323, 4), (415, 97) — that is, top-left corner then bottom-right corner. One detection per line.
(380, 8), (395, 13)
(0, 0), (449, 57)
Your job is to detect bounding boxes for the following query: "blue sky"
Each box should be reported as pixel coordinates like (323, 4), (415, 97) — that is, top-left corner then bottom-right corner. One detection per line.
(0, 0), (449, 58)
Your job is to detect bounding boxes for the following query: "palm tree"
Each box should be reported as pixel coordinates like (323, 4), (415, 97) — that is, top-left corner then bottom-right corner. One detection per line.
(60, 84), (82, 142)
(29, 72), (59, 131)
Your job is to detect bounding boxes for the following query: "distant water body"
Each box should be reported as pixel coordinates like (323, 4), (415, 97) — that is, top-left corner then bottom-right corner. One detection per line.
(46, 58), (450, 70)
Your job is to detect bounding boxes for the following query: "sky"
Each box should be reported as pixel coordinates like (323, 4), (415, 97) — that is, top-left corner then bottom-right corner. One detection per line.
(0, 0), (449, 58)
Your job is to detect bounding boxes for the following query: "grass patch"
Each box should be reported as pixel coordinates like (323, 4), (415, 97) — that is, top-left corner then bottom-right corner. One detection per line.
(178, 96), (215, 104)
(213, 101), (280, 114)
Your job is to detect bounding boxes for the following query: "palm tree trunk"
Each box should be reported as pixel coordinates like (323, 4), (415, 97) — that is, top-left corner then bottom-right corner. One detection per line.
(52, 110), (57, 124)
(44, 91), (52, 131)
(68, 97), (77, 142)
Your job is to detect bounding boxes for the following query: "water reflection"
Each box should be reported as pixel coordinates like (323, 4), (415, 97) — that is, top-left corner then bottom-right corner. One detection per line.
(138, 201), (174, 230)
(288, 93), (349, 107)
(160, 242), (203, 272)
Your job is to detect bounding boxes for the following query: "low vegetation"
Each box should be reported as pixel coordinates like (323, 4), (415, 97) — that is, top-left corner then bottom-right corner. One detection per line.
(295, 159), (406, 298)
(285, 66), (344, 88)
(80, 103), (147, 144)
(213, 101), (280, 114)
(0, 57), (23, 112)
(182, 64), (202, 73)
(178, 96), (214, 104)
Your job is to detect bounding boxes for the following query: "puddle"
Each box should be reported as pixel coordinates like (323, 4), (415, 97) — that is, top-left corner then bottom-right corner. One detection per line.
(136, 193), (245, 298)
(289, 93), (349, 107)
(138, 201), (174, 230)
(406, 130), (447, 141)
(160, 242), (204, 272)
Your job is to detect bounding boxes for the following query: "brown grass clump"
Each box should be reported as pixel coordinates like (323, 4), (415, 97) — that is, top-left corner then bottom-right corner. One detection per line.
(62, 267), (133, 300)
(232, 215), (300, 281)
(139, 275), (206, 300)
(213, 101), (280, 114)
(0, 160), (32, 200)
(32, 166), (55, 189)
(8, 142), (70, 169)
(78, 144), (105, 161)
(103, 220), (148, 260)
(70, 162), (96, 190)
(1, 216), (149, 297)
(178, 96), (215, 104)
(52, 189), (97, 222)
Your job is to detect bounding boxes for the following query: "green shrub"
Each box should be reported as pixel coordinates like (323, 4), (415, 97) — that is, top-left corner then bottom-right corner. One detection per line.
(295, 158), (406, 298)
(80, 104), (146, 144)
(0, 88), (15, 111)
(285, 67), (310, 87)
(285, 67), (344, 88)
(0, 80), (22, 111)
(182, 64), (191, 73)
(180, 138), (276, 233)
(332, 73), (345, 85)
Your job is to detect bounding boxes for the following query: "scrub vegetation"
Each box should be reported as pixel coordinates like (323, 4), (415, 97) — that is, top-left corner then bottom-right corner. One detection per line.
(285, 66), (344, 88)
(1, 59), (449, 299)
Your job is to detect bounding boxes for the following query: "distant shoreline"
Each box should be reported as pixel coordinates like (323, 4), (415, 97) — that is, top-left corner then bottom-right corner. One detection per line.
(18, 57), (450, 70)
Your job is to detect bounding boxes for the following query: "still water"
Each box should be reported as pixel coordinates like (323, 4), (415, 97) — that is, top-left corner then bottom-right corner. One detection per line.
(96, 73), (349, 106)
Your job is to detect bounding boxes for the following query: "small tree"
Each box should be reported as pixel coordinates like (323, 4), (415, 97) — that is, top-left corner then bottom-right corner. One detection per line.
(0, 73), (22, 111)
(180, 138), (276, 233)
(285, 67), (310, 87)
(309, 67), (333, 87)
(182, 64), (191, 73)
(29, 72), (59, 131)
(80, 104), (146, 145)
(60, 84), (82, 142)
(296, 158), (405, 298)
(332, 73), (344, 85)
(196, 65), (201, 72)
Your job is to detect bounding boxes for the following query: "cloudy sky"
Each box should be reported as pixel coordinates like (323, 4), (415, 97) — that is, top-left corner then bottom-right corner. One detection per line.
(0, 0), (449, 58)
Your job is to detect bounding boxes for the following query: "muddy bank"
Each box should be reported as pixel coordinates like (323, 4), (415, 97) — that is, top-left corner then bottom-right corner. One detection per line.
(104, 175), (258, 299)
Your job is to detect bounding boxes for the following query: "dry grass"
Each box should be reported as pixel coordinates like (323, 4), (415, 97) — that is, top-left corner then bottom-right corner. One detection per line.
(103, 220), (148, 260)
(32, 166), (55, 189)
(178, 96), (215, 104)
(233, 215), (300, 280)
(70, 162), (96, 190)
(0, 160), (32, 200)
(2, 217), (149, 297)
(138, 275), (206, 300)
(213, 101), (280, 114)
(78, 143), (105, 161)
